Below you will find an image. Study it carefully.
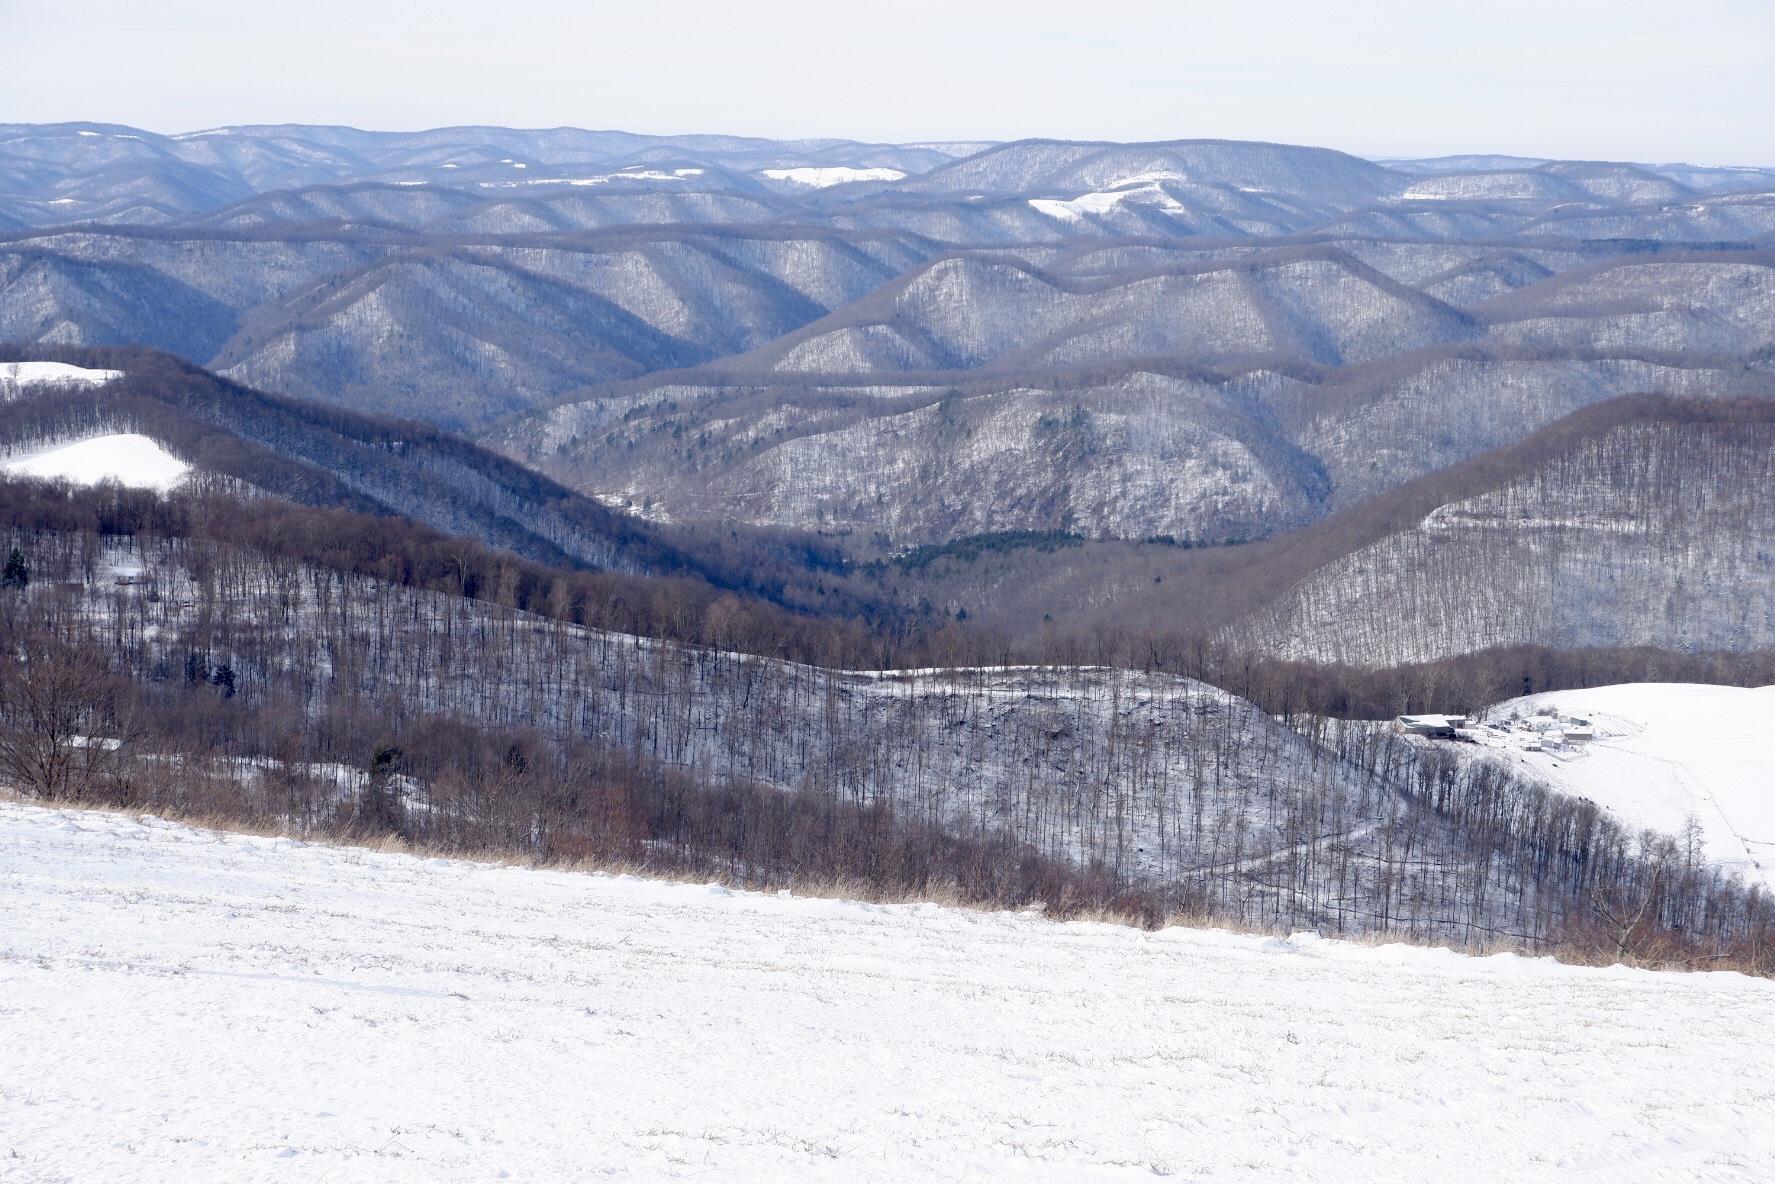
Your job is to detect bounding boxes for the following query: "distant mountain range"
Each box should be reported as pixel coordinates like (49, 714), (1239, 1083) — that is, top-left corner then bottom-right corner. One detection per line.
(3, 122), (1773, 667)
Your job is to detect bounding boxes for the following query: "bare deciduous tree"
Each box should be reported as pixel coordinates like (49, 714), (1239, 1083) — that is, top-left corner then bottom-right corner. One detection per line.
(0, 629), (138, 800)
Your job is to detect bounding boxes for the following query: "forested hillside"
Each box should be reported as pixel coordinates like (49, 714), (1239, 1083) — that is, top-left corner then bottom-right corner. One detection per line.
(1, 479), (1768, 969)
(0, 345), (915, 623)
(1225, 399), (1775, 664)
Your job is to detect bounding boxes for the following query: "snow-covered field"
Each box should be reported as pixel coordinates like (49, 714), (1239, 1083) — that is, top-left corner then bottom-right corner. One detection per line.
(1029, 180), (1190, 223)
(0, 360), (122, 395)
(1471, 684), (1775, 885)
(4, 802), (1773, 1182)
(0, 432), (191, 490)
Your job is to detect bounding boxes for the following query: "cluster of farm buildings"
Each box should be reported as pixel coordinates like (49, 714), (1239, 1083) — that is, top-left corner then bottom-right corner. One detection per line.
(1397, 713), (1596, 752)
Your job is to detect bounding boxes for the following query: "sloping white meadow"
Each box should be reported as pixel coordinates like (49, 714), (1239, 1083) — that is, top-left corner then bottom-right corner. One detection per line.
(4, 801), (1772, 1182)
(1474, 683), (1775, 885)
(0, 432), (191, 491)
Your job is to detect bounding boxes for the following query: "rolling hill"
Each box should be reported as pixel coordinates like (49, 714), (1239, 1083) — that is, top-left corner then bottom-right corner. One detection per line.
(897, 138), (1400, 207)
(1224, 398), (1775, 664)
(741, 248), (1477, 376)
(0, 228), (935, 428)
(0, 346), (695, 574)
(7, 798), (1771, 1183)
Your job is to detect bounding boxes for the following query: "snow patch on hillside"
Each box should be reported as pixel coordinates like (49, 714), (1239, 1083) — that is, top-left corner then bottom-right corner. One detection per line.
(1, 433), (190, 491)
(1029, 182), (1188, 224)
(0, 360), (122, 395)
(1028, 196), (1089, 223)
(760, 166), (906, 187)
(1471, 683), (1775, 886)
(3, 801), (1772, 1182)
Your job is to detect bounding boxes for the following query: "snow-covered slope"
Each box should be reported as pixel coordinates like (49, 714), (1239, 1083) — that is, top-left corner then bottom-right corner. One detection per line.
(0, 360), (122, 395)
(1472, 684), (1775, 886)
(0, 432), (190, 490)
(4, 801), (1772, 1183)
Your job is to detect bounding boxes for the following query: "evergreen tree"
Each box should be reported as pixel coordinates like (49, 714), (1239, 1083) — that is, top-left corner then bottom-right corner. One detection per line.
(2, 547), (27, 590)
(360, 744), (405, 833)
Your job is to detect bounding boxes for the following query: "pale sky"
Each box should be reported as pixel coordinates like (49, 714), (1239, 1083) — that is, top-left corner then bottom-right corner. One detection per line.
(4, 0), (1770, 164)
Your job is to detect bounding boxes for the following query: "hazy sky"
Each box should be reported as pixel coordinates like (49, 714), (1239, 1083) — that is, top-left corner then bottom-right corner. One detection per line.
(4, 0), (1770, 163)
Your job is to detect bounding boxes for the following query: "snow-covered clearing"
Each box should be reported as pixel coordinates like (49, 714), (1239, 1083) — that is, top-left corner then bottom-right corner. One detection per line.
(0, 360), (122, 395)
(4, 802), (1773, 1182)
(1471, 684), (1775, 885)
(0, 432), (191, 491)
(1030, 182), (1189, 224)
(759, 166), (906, 187)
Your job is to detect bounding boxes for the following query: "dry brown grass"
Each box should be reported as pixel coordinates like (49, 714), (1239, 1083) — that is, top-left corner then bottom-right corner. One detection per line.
(9, 782), (1765, 976)
(3, 784), (1195, 931)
